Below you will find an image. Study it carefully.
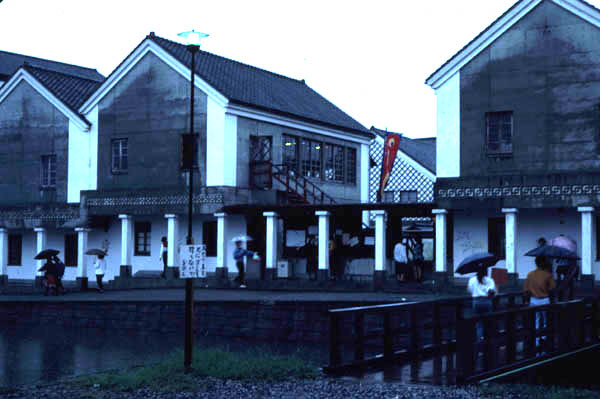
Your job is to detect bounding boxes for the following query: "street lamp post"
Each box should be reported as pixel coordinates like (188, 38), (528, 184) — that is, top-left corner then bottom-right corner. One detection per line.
(178, 29), (209, 373)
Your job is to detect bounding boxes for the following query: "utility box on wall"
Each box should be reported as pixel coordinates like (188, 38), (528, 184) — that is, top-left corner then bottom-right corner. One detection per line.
(277, 260), (290, 278)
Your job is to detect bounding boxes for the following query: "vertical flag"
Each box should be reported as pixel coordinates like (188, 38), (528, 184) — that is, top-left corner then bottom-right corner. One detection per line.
(377, 133), (401, 202)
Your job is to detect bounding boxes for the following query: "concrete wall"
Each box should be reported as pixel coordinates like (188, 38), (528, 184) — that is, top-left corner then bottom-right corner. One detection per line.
(97, 51), (207, 190)
(0, 299), (395, 344)
(236, 117), (363, 202)
(460, 1), (600, 176)
(0, 80), (69, 204)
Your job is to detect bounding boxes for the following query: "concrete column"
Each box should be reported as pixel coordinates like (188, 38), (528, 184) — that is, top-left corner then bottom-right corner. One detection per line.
(432, 210), (448, 273)
(373, 210), (387, 290)
(165, 215), (179, 277)
(34, 228), (47, 277)
(0, 228), (7, 285)
(316, 211), (331, 281)
(75, 228), (91, 290)
(118, 214), (133, 278)
(502, 208), (518, 281)
(263, 211), (278, 280)
(578, 207), (595, 287)
(214, 212), (229, 284)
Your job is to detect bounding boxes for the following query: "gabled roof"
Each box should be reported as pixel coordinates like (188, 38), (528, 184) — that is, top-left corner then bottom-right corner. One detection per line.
(425, 0), (600, 90)
(0, 49), (104, 82)
(370, 127), (436, 174)
(24, 65), (103, 115)
(148, 34), (369, 135)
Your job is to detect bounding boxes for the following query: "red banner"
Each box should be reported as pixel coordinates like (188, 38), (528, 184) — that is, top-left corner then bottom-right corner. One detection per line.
(377, 133), (401, 202)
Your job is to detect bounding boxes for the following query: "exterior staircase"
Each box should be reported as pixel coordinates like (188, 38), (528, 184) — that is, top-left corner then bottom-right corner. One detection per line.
(250, 161), (336, 205)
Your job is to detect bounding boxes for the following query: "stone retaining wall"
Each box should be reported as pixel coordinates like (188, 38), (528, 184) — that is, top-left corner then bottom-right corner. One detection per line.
(0, 300), (389, 343)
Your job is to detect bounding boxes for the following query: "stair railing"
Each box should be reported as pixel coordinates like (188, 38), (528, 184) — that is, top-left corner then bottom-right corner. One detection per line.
(271, 163), (336, 205)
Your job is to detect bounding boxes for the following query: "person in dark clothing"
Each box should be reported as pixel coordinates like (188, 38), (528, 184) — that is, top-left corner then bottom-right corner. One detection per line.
(233, 240), (257, 288)
(52, 255), (66, 295)
(38, 259), (58, 296)
(303, 236), (317, 280)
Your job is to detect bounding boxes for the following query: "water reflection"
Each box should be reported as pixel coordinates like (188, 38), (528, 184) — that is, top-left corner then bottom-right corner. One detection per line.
(0, 326), (327, 388)
(341, 352), (457, 385)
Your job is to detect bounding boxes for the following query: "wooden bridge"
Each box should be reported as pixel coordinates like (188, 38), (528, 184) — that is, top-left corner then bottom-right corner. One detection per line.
(325, 292), (600, 384)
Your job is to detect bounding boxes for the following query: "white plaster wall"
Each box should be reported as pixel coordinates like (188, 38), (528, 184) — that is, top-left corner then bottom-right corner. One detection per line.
(453, 211), (490, 275)
(435, 71), (460, 178)
(452, 209), (585, 279)
(206, 97), (226, 187)
(206, 98), (238, 187)
(517, 209), (581, 278)
(67, 105), (98, 203)
(223, 113), (238, 186)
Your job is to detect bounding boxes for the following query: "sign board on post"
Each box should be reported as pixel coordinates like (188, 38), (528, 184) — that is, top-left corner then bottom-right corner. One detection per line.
(180, 244), (206, 278)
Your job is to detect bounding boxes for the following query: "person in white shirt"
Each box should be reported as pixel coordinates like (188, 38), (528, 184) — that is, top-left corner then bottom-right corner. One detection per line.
(94, 254), (107, 293)
(394, 241), (408, 281)
(159, 236), (168, 278)
(468, 268), (496, 340)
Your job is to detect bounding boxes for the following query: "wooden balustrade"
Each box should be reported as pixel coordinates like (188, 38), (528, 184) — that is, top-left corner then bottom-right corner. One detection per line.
(325, 292), (528, 373)
(455, 297), (600, 384)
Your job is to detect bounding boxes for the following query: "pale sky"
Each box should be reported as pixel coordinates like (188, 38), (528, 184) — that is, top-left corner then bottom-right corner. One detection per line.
(2, 0), (597, 138)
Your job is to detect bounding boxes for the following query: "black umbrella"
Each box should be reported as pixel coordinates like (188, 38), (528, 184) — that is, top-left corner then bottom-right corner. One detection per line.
(34, 249), (59, 260)
(524, 245), (580, 260)
(85, 248), (107, 256)
(456, 252), (499, 275)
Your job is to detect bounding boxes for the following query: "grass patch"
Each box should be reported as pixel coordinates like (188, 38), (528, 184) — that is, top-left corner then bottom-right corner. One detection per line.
(479, 383), (600, 399)
(73, 346), (319, 392)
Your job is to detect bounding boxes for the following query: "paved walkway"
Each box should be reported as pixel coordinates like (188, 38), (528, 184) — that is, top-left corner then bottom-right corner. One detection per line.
(0, 288), (457, 303)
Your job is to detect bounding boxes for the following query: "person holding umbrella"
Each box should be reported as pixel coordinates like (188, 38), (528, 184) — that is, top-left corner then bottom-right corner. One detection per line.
(457, 253), (498, 341)
(523, 255), (556, 349)
(94, 253), (107, 293)
(232, 237), (259, 288)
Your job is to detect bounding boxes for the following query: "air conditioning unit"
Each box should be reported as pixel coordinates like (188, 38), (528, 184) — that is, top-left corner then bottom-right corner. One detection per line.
(277, 260), (290, 278)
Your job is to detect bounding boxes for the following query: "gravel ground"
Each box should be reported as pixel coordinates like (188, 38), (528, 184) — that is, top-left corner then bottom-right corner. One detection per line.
(0, 378), (525, 399)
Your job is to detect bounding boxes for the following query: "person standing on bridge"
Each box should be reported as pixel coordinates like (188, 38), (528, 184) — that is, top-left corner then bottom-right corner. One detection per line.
(468, 268), (496, 341)
(524, 255), (556, 348)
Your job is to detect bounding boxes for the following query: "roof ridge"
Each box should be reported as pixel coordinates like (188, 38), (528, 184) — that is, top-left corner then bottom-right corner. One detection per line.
(0, 49), (103, 78)
(149, 34), (306, 85)
(23, 64), (105, 83)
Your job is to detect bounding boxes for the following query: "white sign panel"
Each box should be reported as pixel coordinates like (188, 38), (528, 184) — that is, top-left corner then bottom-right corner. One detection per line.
(180, 244), (206, 278)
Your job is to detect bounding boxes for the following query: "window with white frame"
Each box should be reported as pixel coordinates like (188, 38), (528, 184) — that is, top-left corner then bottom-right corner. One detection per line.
(40, 155), (56, 187)
(111, 138), (128, 173)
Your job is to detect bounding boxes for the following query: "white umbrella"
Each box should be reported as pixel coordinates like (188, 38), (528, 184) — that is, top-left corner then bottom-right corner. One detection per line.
(231, 235), (253, 242)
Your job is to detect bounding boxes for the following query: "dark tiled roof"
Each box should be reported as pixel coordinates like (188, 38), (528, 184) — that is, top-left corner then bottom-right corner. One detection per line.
(24, 65), (103, 121)
(370, 127), (436, 174)
(148, 34), (370, 135)
(0, 50), (104, 82)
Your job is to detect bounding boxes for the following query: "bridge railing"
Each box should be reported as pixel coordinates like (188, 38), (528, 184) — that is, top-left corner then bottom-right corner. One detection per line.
(325, 292), (528, 373)
(455, 296), (600, 384)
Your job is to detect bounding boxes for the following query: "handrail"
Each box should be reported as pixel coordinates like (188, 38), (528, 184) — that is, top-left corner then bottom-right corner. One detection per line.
(326, 291), (528, 373)
(455, 296), (600, 384)
(271, 163), (336, 205)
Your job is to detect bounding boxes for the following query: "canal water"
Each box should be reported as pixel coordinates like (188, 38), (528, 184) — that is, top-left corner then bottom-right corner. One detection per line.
(3, 324), (599, 391)
(0, 326), (327, 388)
